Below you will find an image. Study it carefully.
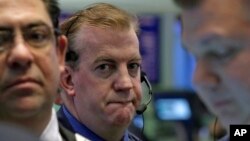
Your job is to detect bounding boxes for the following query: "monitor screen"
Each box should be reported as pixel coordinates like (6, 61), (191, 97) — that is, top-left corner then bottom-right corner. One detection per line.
(153, 91), (194, 121)
(155, 98), (192, 121)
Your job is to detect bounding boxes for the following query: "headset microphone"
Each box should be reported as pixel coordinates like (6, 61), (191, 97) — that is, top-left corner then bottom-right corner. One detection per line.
(136, 71), (153, 115)
(136, 104), (147, 115)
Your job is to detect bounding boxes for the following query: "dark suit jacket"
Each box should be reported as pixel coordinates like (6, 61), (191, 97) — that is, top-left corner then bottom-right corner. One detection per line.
(59, 122), (78, 141)
(58, 108), (75, 132)
(57, 107), (141, 141)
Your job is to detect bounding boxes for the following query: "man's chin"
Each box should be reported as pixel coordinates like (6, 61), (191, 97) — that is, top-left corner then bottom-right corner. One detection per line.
(111, 109), (134, 126)
(6, 100), (43, 118)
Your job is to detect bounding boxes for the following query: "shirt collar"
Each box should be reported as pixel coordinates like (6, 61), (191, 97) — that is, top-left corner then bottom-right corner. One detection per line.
(218, 134), (229, 141)
(40, 108), (63, 141)
(62, 106), (130, 141)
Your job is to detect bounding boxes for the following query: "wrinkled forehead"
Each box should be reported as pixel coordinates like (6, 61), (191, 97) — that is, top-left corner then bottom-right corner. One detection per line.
(76, 25), (139, 47)
(182, 0), (248, 31)
(181, 0), (250, 45)
(0, 0), (52, 27)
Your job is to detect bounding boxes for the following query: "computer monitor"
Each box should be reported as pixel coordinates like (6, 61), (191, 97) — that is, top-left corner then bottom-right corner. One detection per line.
(153, 91), (195, 121)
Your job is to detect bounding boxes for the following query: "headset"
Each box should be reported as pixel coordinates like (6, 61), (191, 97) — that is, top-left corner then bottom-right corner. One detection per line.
(137, 71), (153, 115)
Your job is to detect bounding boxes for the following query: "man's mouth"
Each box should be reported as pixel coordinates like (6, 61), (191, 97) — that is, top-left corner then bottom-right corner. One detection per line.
(5, 78), (41, 91)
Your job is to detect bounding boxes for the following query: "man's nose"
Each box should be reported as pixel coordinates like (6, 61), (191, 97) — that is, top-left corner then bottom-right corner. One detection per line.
(7, 35), (33, 70)
(193, 59), (220, 90)
(113, 69), (133, 91)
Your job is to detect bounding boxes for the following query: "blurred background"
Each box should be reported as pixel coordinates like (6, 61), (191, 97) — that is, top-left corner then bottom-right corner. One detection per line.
(57, 0), (223, 141)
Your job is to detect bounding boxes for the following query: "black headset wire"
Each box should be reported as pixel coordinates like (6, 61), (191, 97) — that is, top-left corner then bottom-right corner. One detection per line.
(138, 71), (152, 140)
(141, 114), (145, 139)
(141, 71), (153, 110)
(64, 14), (82, 62)
(65, 14), (81, 37)
(213, 117), (218, 141)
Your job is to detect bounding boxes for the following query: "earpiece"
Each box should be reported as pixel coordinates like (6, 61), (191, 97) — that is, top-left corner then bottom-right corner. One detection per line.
(136, 71), (153, 115)
(66, 50), (78, 61)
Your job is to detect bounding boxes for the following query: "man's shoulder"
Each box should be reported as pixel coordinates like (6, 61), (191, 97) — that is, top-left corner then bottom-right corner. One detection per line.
(59, 122), (76, 141)
(217, 134), (229, 141)
(128, 131), (142, 141)
(57, 107), (74, 132)
(59, 122), (89, 141)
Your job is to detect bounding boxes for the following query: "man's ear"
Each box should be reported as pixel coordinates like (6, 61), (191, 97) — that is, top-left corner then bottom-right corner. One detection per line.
(57, 35), (68, 73)
(60, 66), (76, 96)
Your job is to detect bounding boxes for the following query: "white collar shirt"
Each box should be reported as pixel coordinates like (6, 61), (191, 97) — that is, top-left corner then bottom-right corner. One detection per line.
(40, 108), (63, 141)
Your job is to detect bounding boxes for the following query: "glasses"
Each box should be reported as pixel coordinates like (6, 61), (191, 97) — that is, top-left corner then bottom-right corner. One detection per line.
(0, 25), (60, 52)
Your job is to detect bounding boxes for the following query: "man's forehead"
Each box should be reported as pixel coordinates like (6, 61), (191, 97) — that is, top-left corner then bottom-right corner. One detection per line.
(182, 0), (247, 18)
(181, 0), (249, 31)
(0, 0), (52, 28)
(0, 0), (44, 9)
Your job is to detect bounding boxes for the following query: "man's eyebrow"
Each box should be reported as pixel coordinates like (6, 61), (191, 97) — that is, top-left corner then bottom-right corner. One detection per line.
(131, 57), (142, 62)
(0, 24), (14, 30)
(94, 57), (115, 64)
(24, 21), (51, 29)
(0, 21), (51, 31)
(93, 56), (142, 63)
(0, 26), (12, 31)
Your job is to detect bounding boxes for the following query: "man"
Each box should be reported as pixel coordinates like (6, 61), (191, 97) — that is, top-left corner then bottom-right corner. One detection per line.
(58, 3), (143, 141)
(174, 0), (250, 139)
(0, 0), (87, 140)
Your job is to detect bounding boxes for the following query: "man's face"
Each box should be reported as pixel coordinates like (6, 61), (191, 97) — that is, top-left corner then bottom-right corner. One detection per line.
(69, 26), (142, 128)
(182, 0), (250, 130)
(0, 0), (66, 118)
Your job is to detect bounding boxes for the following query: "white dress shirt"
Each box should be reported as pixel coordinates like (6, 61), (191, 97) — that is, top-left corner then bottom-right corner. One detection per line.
(40, 108), (63, 141)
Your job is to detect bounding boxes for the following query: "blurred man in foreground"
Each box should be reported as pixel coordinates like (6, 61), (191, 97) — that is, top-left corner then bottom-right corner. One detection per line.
(174, 0), (250, 140)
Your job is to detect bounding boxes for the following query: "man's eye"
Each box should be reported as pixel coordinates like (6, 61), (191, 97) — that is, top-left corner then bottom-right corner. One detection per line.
(128, 63), (140, 76)
(31, 31), (47, 41)
(0, 30), (13, 51)
(97, 64), (110, 71)
(27, 30), (49, 42)
(210, 51), (230, 59)
(205, 48), (239, 63)
(128, 63), (140, 70)
(95, 64), (115, 78)
(25, 26), (52, 47)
